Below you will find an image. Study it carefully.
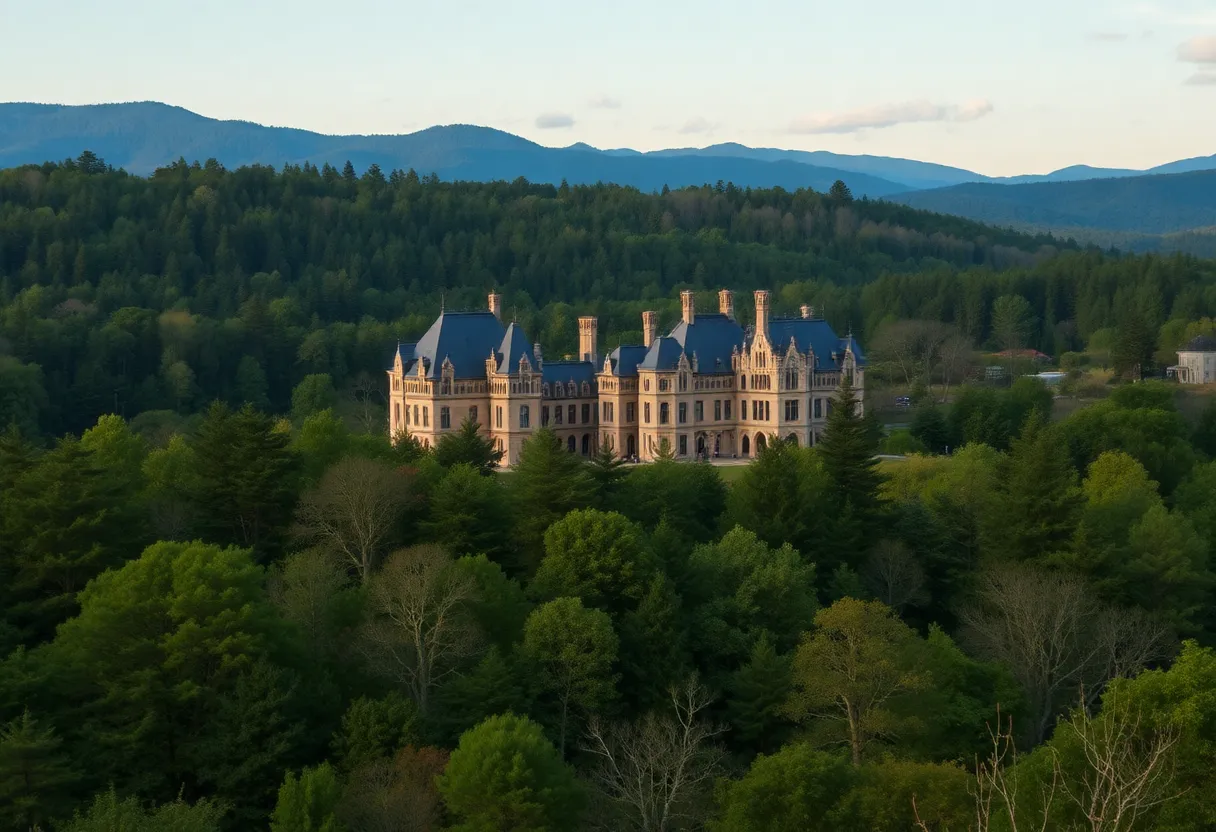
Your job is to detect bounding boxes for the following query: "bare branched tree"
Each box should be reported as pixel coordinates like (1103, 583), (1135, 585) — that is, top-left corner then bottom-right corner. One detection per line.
(937, 333), (977, 399)
(870, 320), (952, 388)
(582, 675), (726, 832)
(268, 547), (351, 657)
(959, 566), (1172, 746)
(351, 370), (387, 435)
(1055, 694), (1184, 832)
(358, 545), (480, 715)
(339, 746), (448, 832)
(294, 456), (411, 583)
(863, 540), (929, 614)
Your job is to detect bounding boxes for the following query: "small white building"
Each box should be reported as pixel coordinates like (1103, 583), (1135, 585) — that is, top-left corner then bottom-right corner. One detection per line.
(1173, 336), (1216, 384)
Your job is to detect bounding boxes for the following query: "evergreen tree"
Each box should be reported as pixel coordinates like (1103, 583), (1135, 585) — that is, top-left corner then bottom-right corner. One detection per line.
(817, 377), (883, 569)
(588, 442), (628, 510)
(434, 416), (503, 474)
(270, 763), (344, 832)
(726, 634), (793, 753)
(190, 402), (298, 560)
(990, 413), (1083, 564)
(0, 710), (81, 831)
(508, 428), (595, 571)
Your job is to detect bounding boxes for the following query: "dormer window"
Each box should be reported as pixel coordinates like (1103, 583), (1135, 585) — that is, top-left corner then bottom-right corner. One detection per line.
(543, 383), (550, 397)
(581, 382), (591, 397)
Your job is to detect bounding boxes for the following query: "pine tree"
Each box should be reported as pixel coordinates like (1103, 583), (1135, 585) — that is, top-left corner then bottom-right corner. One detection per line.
(0, 710), (80, 831)
(989, 413), (1083, 563)
(508, 428), (595, 571)
(434, 415), (503, 474)
(726, 634), (793, 753)
(817, 378), (883, 568)
(588, 443), (628, 509)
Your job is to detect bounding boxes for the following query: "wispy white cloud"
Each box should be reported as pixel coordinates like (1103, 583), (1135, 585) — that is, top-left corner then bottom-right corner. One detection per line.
(677, 117), (715, 135)
(1178, 35), (1216, 63)
(787, 99), (994, 134)
(535, 112), (575, 129)
(589, 95), (622, 110)
(1185, 71), (1216, 84)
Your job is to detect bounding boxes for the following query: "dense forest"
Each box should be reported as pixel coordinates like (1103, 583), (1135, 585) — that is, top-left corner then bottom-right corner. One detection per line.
(6, 155), (1216, 830)
(5, 376), (1216, 829)
(4, 152), (1216, 439)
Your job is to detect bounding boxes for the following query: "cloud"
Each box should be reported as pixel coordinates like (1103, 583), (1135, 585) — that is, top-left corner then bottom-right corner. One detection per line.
(787, 99), (994, 134)
(1088, 31), (1130, 41)
(677, 117), (715, 135)
(534, 112), (575, 129)
(589, 95), (621, 109)
(1178, 35), (1216, 63)
(1185, 71), (1216, 85)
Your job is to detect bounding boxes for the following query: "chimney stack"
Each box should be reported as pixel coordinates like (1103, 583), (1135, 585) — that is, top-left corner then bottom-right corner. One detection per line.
(800, 304), (812, 319)
(642, 311), (658, 348)
(533, 342), (543, 367)
(680, 290), (696, 326)
(578, 316), (599, 366)
(754, 290), (771, 340)
(488, 291), (503, 320)
(719, 289), (735, 320)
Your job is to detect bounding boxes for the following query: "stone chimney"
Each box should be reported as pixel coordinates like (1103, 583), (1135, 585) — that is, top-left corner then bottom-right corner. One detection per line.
(800, 304), (813, 319)
(488, 291), (503, 320)
(680, 290), (696, 325)
(578, 316), (599, 365)
(719, 289), (735, 320)
(642, 311), (658, 348)
(754, 290), (771, 339)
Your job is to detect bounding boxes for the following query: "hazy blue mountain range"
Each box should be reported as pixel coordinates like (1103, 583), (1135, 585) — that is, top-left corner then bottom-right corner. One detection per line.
(0, 102), (908, 197)
(893, 170), (1216, 254)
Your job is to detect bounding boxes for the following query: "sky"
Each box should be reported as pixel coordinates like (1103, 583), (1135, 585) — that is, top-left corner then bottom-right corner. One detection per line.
(1, 0), (1214, 176)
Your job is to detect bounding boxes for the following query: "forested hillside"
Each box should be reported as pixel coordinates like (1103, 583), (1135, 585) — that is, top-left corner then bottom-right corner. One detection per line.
(4, 152), (1216, 439)
(5, 379), (1216, 830)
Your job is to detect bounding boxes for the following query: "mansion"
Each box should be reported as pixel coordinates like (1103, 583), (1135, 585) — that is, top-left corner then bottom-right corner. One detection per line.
(387, 289), (865, 466)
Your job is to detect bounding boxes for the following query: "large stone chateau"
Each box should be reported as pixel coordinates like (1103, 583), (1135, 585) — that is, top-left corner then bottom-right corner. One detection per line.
(387, 289), (865, 466)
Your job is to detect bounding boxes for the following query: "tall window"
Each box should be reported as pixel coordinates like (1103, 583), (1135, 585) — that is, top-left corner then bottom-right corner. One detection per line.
(398, 402), (405, 426)
(440, 406), (451, 429)
(752, 401), (759, 421)
(644, 403), (651, 424)
(626, 402), (635, 423)
(695, 401), (704, 421)
(422, 407), (429, 427)
(542, 406), (550, 426)
(468, 406), (478, 424)
(714, 400), (721, 421)
(786, 368), (798, 390)
(582, 403), (591, 424)
(764, 401), (771, 421)
(724, 400), (732, 420)
(679, 373), (688, 392)
(784, 400), (799, 421)
(660, 403), (670, 425)
(678, 403), (687, 424)
(679, 434), (688, 456)
(568, 404), (577, 425)
(814, 398), (823, 419)
(555, 406), (564, 425)
(495, 406), (503, 429)
(413, 404), (419, 425)
(520, 405), (530, 428)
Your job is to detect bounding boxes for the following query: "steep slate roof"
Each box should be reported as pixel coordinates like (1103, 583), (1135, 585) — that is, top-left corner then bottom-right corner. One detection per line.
(840, 335), (867, 366)
(496, 322), (534, 373)
(666, 313), (746, 375)
(543, 360), (597, 388)
(756, 317), (864, 369)
(411, 311), (506, 379)
(638, 336), (688, 371)
(1184, 335), (1216, 352)
(606, 345), (648, 377)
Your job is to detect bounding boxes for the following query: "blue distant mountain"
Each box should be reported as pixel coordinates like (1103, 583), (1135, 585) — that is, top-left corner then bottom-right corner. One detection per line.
(0, 102), (910, 197)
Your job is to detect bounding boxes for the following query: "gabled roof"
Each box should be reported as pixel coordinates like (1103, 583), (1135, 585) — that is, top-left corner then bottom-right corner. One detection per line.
(1184, 335), (1216, 353)
(666, 313), (745, 375)
(638, 336), (688, 372)
(496, 322), (534, 374)
(411, 311), (506, 379)
(543, 360), (597, 388)
(605, 345), (648, 377)
(755, 317), (857, 369)
(841, 335), (867, 367)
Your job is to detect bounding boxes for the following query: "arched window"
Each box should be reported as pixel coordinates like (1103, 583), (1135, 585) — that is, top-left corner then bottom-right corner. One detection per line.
(644, 379), (651, 392)
(582, 434), (591, 455)
(741, 434), (751, 456)
(567, 436), (577, 453)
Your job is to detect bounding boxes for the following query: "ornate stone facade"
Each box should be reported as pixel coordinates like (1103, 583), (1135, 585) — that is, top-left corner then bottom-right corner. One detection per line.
(388, 290), (865, 466)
